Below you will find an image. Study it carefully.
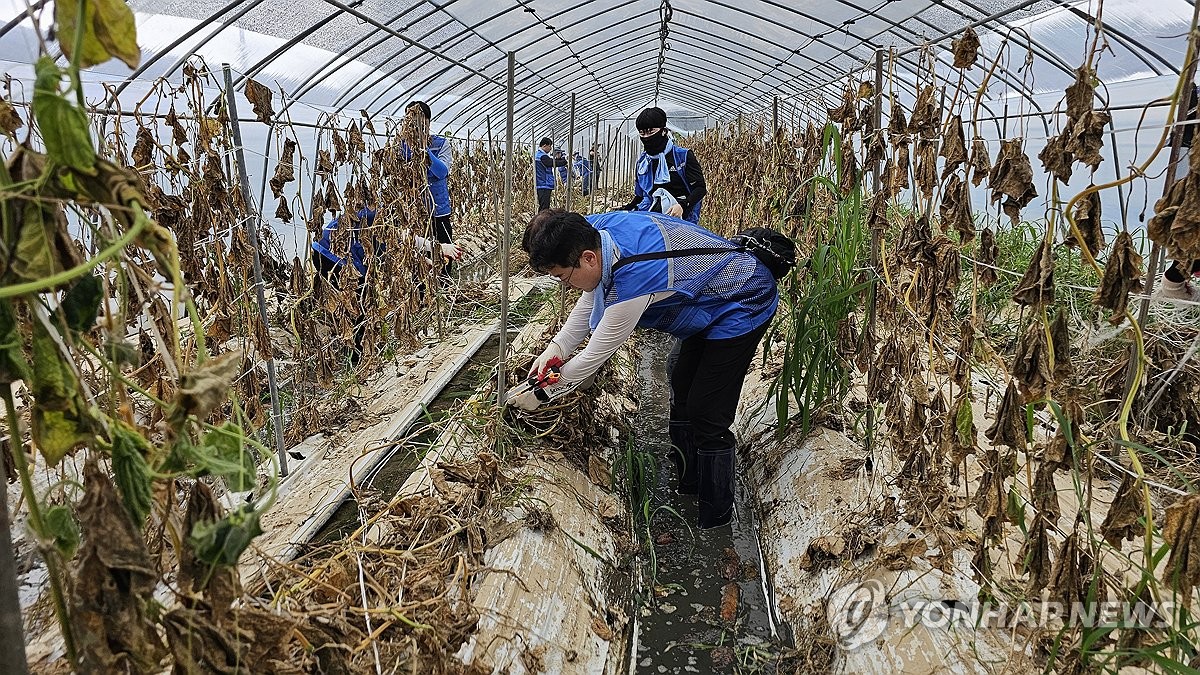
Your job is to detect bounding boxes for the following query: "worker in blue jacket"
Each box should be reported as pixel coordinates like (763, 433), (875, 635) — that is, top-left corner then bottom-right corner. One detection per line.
(403, 101), (457, 275)
(311, 204), (461, 286)
(555, 145), (570, 189)
(510, 209), (778, 529)
(534, 138), (569, 211)
(619, 107), (707, 224)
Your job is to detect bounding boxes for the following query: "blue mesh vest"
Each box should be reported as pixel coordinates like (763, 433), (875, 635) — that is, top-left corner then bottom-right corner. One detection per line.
(634, 146), (703, 224)
(588, 212), (777, 340)
(534, 149), (556, 189)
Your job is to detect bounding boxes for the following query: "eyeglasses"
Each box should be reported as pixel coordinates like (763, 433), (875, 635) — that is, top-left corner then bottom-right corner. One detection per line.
(637, 128), (662, 137)
(555, 267), (576, 286)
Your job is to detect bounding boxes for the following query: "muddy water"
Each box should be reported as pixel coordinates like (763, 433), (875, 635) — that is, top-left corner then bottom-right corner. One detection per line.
(630, 335), (792, 674)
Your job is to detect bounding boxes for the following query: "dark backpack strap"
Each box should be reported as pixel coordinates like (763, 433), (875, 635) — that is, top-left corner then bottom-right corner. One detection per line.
(610, 246), (741, 274)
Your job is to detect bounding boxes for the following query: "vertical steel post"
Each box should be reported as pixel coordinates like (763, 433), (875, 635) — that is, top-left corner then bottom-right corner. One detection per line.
(565, 93), (577, 211)
(222, 64), (289, 477)
(0, 445), (27, 675)
(498, 52), (515, 407)
(591, 112), (601, 213)
(772, 95), (779, 135)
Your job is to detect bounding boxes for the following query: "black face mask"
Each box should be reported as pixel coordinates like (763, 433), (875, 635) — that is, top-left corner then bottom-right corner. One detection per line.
(640, 130), (668, 155)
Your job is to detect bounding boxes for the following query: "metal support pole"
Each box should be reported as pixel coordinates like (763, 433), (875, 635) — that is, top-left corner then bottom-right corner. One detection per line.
(0, 448), (27, 675)
(565, 93), (577, 212)
(1126, 20), (1200, 401)
(222, 64), (289, 478)
(864, 50), (884, 459)
(772, 95), (779, 135)
(498, 52), (515, 407)
(591, 112), (601, 214)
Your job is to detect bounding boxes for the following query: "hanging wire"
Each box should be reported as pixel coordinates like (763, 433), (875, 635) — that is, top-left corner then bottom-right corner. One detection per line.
(653, 0), (673, 106)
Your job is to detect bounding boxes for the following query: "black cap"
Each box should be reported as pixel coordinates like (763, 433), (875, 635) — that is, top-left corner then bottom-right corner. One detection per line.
(539, 137), (553, 147)
(635, 107), (667, 131)
(405, 100), (432, 119)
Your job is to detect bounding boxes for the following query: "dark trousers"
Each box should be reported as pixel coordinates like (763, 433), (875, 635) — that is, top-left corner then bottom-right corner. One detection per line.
(536, 188), (553, 212)
(669, 320), (771, 451)
(432, 214), (453, 276)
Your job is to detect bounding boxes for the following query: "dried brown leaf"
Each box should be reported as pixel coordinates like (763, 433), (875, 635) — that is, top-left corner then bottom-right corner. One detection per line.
(986, 380), (1028, 450)
(1012, 319), (1053, 402)
(1011, 238), (1054, 306)
(243, 78), (274, 124)
(969, 137), (991, 187)
(1100, 472), (1144, 547)
(1162, 494), (1200, 604)
(1065, 189), (1104, 256)
(952, 26), (980, 69)
(940, 115), (967, 179)
(1094, 230), (1144, 322)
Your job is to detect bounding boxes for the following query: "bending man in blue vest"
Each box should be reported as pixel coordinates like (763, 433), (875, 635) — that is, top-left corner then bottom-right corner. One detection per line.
(619, 107), (707, 225)
(573, 150), (592, 196)
(404, 101), (457, 275)
(510, 209), (778, 529)
(534, 138), (569, 212)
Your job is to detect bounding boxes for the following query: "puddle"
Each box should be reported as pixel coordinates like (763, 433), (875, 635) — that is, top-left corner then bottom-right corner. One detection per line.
(630, 335), (793, 673)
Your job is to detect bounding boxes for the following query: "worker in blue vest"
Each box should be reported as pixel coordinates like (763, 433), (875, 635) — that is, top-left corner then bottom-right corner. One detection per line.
(311, 203), (462, 286)
(555, 145), (570, 193)
(619, 107), (707, 224)
(573, 150), (593, 196)
(509, 209), (778, 529)
(402, 101), (457, 276)
(534, 138), (569, 211)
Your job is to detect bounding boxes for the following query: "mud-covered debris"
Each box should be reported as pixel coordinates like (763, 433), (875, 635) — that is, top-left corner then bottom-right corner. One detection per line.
(1094, 230), (1144, 322)
(1012, 238), (1055, 306)
(720, 582), (740, 623)
(590, 615), (613, 641)
(952, 26), (981, 68)
(720, 546), (741, 580)
(879, 536), (928, 571)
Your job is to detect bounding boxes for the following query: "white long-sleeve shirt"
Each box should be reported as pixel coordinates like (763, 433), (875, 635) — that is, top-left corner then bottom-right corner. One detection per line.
(539, 288), (675, 400)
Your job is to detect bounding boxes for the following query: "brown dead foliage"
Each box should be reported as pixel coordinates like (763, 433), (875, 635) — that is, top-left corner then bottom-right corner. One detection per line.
(275, 196), (292, 223)
(969, 137), (991, 187)
(940, 115), (967, 179)
(132, 126), (155, 169)
(1162, 494), (1200, 604)
(1050, 305), (1073, 381)
(908, 85), (941, 139)
(914, 138), (938, 200)
(988, 138), (1037, 224)
(1147, 147), (1200, 261)
(1094, 231), (1144, 322)
(1012, 238), (1055, 306)
(1039, 133), (1074, 184)
(986, 379), (1028, 450)
(0, 96), (22, 134)
(243, 78), (274, 124)
(70, 460), (168, 673)
(939, 173), (974, 243)
(1100, 472), (1144, 547)
(1044, 398), (1084, 468)
(952, 320), (974, 386)
(952, 27), (981, 69)
(886, 142), (910, 197)
(888, 96), (909, 145)
(269, 137), (297, 198)
(1065, 189), (1104, 256)
(976, 226), (999, 285)
(1020, 517), (1053, 595)
(1012, 319), (1053, 402)
(1049, 532), (1101, 607)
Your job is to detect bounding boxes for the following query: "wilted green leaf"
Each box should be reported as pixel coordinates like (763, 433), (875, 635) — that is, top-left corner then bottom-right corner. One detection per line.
(12, 201), (56, 282)
(31, 57), (95, 174)
(111, 422), (154, 523)
(102, 336), (141, 367)
(955, 394), (975, 447)
(55, 273), (103, 333)
(29, 319), (93, 465)
(44, 505), (80, 559)
(53, 0), (112, 68)
(91, 0), (140, 69)
(201, 422), (256, 492)
(189, 503), (263, 567)
(0, 299), (29, 385)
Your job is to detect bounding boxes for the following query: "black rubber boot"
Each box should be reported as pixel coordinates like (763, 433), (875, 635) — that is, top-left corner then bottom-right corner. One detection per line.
(698, 445), (735, 529)
(668, 421), (699, 495)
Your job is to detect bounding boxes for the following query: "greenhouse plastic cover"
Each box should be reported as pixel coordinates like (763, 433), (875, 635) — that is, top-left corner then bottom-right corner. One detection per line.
(0, 0), (1192, 134)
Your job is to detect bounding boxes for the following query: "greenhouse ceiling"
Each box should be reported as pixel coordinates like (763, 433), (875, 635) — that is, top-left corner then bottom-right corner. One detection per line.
(0, 0), (1194, 136)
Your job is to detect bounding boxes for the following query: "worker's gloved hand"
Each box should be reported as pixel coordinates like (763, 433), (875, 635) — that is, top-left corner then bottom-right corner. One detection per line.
(529, 343), (564, 379)
(506, 388), (544, 411)
(440, 243), (463, 260)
